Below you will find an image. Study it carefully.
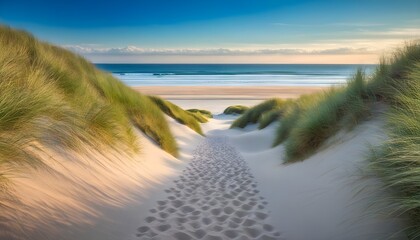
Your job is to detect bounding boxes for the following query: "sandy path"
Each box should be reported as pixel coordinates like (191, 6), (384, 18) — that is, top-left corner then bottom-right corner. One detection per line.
(136, 137), (282, 240)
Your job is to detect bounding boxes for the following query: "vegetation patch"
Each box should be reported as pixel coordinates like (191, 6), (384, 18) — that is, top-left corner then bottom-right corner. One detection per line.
(281, 71), (370, 162)
(149, 96), (204, 135)
(187, 109), (212, 118)
(268, 42), (420, 238)
(231, 99), (285, 128)
(223, 105), (249, 115)
(258, 109), (282, 129)
(0, 25), (180, 182)
(368, 50), (420, 239)
(187, 112), (209, 123)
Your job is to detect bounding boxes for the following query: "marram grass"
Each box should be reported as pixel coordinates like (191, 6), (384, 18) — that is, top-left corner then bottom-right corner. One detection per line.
(258, 109), (281, 129)
(0, 24), (187, 180)
(223, 105), (249, 115)
(267, 42), (420, 238)
(231, 99), (285, 128)
(369, 62), (420, 239)
(149, 96), (204, 135)
(187, 109), (212, 119)
(274, 43), (419, 163)
(187, 111), (209, 123)
(269, 68), (371, 162)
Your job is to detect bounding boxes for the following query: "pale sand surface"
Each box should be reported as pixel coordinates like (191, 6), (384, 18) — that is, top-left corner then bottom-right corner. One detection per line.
(2, 118), (202, 240)
(204, 114), (406, 240)
(133, 111), (405, 239)
(134, 86), (326, 100)
(136, 136), (282, 239)
(3, 99), (406, 240)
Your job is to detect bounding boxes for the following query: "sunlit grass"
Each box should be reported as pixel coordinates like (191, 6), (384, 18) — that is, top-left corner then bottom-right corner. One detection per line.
(231, 99), (285, 128)
(258, 109), (281, 129)
(149, 96), (204, 135)
(266, 41), (420, 238)
(187, 109), (212, 119)
(0, 24), (180, 178)
(281, 70), (370, 162)
(187, 112), (209, 123)
(88, 74), (178, 156)
(223, 105), (249, 115)
(369, 62), (420, 239)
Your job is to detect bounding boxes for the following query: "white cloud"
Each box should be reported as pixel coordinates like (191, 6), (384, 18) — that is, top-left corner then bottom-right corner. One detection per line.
(359, 28), (420, 37)
(63, 45), (374, 56)
(63, 26), (420, 60)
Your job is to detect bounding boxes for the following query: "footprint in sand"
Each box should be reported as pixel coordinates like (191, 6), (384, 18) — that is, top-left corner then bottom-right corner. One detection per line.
(137, 137), (282, 239)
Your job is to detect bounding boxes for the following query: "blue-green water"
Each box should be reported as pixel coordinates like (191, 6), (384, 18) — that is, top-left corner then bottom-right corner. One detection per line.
(96, 64), (376, 86)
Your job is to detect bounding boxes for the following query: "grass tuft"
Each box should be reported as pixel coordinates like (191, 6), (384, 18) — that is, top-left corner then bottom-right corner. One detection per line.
(268, 42), (420, 238)
(231, 99), (285, 128)
(149, 96), (204, 135)
(187, 112), (209, 123)
(187, 109), (212, 118)
(223, 105), (250, 115)
(258, 109), (281, 129)
(273, 69), (370, 162)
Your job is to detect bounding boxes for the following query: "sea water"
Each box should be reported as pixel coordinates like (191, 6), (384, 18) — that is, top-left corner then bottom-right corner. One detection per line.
(96, 64), (376, 87)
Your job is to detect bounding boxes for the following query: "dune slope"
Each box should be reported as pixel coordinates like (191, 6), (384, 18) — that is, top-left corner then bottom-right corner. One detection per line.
(212, 114), (406, 240)
(0, 25), (205, 239)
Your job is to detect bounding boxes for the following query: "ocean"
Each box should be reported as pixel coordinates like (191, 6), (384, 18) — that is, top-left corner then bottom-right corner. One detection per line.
(96, 64), (376, 87)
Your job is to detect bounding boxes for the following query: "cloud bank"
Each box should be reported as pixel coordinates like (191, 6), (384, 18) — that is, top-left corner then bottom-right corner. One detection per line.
(64, 45), (374, 56)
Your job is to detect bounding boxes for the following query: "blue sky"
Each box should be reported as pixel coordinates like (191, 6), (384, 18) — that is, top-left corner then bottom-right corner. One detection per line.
(1, 0), (419, 63)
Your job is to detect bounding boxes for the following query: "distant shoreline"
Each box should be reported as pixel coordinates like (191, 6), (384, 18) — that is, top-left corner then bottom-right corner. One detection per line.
(133, 85), (327, 100)
(99, 64), (376, 87)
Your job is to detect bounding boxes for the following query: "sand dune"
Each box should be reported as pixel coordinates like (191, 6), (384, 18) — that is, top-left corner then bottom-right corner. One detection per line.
(2, 101), (406, 240)
(2, 119), (202, 240)
(220, 116), (406, 240)
(132, 109), (405, 239)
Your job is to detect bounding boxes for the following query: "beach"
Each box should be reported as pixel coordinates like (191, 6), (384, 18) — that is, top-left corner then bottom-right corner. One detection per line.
(1, 27), (415, 240)
(133, 86), (326, 100)
(133, 86), (327, 113)
(1, 3), (418, 239)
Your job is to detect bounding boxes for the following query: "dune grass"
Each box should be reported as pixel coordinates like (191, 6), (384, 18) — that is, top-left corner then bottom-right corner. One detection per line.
(187, 109), (212, 119)
(274, 43), (419, 163)
(231, 99), (285, 128)
(223, 105), (249, 115)
(187, 111), (209, 123)
(89, 77), (178, 156)
(0, 24), (180, 180)
(368, 62), (420, 239)
(149, 96), (204, 135)
(272, 94), (319, 146)
(278, 70), (370, 161)
(258, 109), (281, 129)
(366, 44), (420, 99)
(267, 42), (419, 238)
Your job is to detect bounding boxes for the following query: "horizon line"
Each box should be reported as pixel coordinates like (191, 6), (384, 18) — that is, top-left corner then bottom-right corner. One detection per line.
(93, 62), (378, 65)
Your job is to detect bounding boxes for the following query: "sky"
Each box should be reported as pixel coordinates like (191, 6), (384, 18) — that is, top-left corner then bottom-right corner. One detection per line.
(0, 0), (419, 63)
